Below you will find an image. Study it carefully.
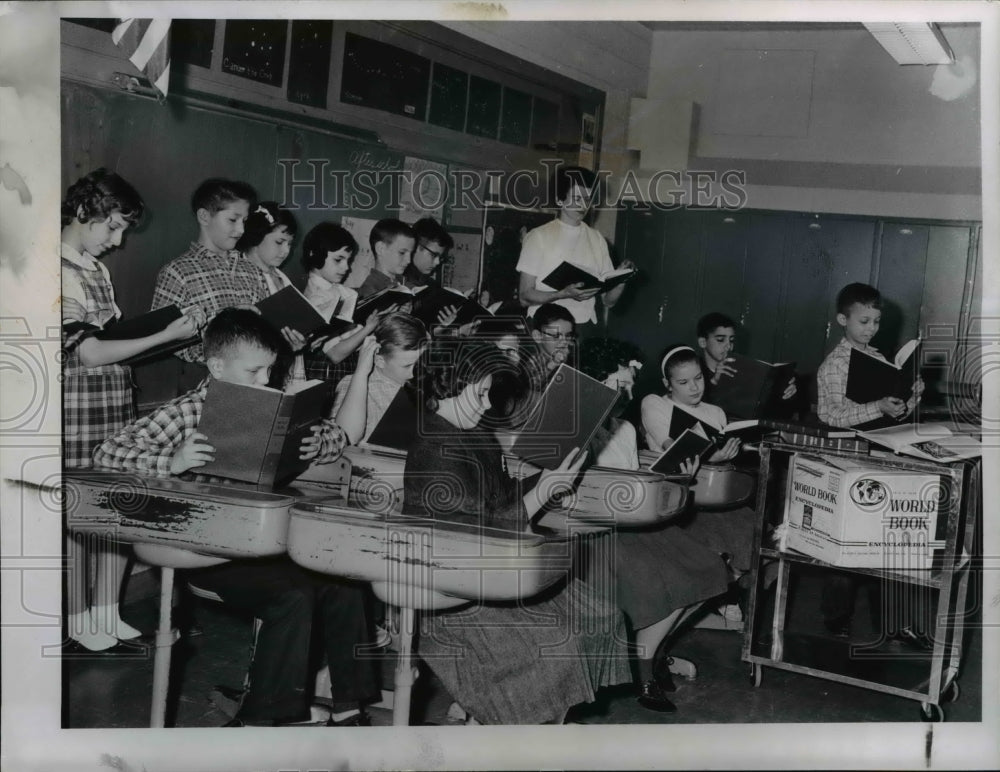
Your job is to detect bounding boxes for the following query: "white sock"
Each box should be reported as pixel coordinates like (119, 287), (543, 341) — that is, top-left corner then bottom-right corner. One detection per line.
(93, 602), (143, 640)
(68, 609), (119, 651)
(329, 708), (359, 723)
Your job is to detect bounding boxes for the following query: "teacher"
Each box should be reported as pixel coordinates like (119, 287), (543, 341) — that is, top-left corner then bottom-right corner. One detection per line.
(516, 165), (632, 339)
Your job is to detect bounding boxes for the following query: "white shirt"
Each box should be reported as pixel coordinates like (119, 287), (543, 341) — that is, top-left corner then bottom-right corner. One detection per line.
(641, 393), (727, 451)
(304, 271), (358, 322)
(515, 218), (614, 324)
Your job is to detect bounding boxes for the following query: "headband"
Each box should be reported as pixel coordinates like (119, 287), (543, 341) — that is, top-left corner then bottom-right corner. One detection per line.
(628, 359), (643, 371)
(255, 205), (276, 226)
(660, 345), (695, 375)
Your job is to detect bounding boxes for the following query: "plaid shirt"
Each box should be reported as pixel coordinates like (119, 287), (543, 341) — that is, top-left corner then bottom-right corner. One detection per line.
(93, 378), (346, 477)
(151, 243), (270, 362)
(816, 338), (886, 427)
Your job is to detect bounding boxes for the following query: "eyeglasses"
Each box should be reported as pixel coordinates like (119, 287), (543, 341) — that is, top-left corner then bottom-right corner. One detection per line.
(539, 329), (577, 342)
(417, 242), (446, 260)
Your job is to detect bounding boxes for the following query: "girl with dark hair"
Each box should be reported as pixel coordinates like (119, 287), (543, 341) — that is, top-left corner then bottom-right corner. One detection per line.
(402, 339), (628, 724)
(61, 168), (203, 653)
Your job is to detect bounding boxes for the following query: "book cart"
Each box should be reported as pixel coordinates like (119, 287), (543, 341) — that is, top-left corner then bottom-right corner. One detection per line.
(742, 439), (980, 721)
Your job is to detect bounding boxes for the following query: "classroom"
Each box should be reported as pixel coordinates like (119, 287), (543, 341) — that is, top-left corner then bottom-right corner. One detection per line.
(16, 6), (995, 768)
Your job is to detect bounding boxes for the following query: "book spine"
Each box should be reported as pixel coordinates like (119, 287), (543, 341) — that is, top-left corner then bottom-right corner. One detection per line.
(258, 397), (294, 486)
(779, 432), (869, 453)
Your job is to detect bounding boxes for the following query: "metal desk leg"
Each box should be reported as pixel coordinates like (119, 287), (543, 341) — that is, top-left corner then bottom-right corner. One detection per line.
(149, 566), (178, 728)
(392, 606), (417, 727)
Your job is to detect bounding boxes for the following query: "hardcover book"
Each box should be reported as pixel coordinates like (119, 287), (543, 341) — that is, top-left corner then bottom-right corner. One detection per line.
(648, 427), (715, 474)
(363, 384), (420, 451)
(846, 339), (921, 403)
(509, 364), (621, 470)
(857, 422), (981, 462)
(92, 305), (199, 366)
(196, 378), (329, 487)
(256, 285), (358, 344)
(540, 261), (636, 292)
(353, 287), (416, 325)
(709, 354), (796, 420)
(411, 285), (492, 328)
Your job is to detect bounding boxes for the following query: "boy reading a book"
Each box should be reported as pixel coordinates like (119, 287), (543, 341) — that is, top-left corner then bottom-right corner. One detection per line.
(696, 312), (797, 405)
(151, 178), (270, 392)
(356, 218), (415, 299)
(816, 283), (923, 429)
(403, 217), (454, 290)
(94, 308), (378, 726)
(815, 283), (928, 644)
(516, 165), (633, 336)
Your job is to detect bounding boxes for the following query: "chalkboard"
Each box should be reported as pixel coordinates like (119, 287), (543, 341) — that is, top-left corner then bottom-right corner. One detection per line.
(531, 97), (559, 150)
(287, 20), (333, 108)
(222, 20), (288, 86)
(172, 20), (216, 68)
(467, 76), (501, 139)
(340, 32), (429, 120)
(500, 86), (531, 146)
(429, 62), (468, 132)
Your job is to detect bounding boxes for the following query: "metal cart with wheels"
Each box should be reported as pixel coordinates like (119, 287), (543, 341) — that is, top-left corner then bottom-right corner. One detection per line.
(742, 440), (980, 722)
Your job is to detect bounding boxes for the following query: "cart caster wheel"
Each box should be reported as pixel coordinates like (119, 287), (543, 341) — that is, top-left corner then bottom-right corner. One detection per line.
(749, 663), (762, 688)
(920, 702), (944, 722)
(943, 681), (960, 704)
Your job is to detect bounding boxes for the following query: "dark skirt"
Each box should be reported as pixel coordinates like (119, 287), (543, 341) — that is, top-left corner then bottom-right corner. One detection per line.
(615, 505), (756, 630)
(418, 572), (631, 725)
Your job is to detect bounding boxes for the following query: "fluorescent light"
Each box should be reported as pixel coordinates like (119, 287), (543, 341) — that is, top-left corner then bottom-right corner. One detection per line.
(863, 22), (954, 65)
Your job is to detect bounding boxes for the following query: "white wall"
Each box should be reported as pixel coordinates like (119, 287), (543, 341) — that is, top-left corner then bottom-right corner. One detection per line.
(639, 23), (982, 221)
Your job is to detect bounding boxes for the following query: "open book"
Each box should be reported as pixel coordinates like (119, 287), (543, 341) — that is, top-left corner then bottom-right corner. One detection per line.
(196, 378), (329, 487)
(256, 285), (358, 345)
(508, 364), (621, 469)
(411, 285), (492, 328)
(709, 354), (796, 420)
(541, 261), (637, 292)
(353, 286), (415, 325)
(91, 304), (200, 366)
(648, 427), (715, 474)
(846, 339), (921, 403)
(666, 401), (760, 442)
(857, 422), (982, 462)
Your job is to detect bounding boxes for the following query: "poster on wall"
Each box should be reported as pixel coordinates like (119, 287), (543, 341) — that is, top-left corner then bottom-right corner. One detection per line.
(399, 156), (448, 224)
(441, 231), (483, 294)
(340, 215), (379, 289)
(579, 112), (596, 170)
(480, 204), (553, 309)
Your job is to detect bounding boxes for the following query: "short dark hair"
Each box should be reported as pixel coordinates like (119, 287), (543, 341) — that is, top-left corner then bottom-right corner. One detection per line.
(419, 339), (510, 413)
(375, 312), (429, 357)
(412, 217), (454, 250)
(61, 168), (144, 227)
(836, 283), (882, 315)
(553, 165), (598, 206)
(579, 337), (645, 383)
(369, 218), (414, 255)
(203, 308), (284, 361)
(697, 312), (737, 339)
(190, 178), (257, 216)
(659, 344), (700, 380)
(237, 201), (298, 252)
(532, 302), (576, 331)
(301, 222), (359, 271)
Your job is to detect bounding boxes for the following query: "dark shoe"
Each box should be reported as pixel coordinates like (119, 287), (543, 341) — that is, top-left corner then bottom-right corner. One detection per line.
(326, 710), (372, 727)
(650, 657), (678, 693)
(637, 680), (677, 713)
(61, 638), (151, 659)
(823, 615), (851, 638)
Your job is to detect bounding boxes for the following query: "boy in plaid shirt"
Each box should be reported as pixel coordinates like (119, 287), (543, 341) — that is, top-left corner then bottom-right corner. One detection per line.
(94, 309), (379, 726)
(150, 179), (271, 392)
(816, 282), (922, 429)
(815, 282), (928, 646)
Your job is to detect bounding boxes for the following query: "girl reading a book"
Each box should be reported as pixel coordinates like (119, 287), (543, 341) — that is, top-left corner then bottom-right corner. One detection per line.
(61, 169), (203, 653)
(402, 339), (630, 724)
(332, 312), (429, 445)
(639, 345), (757, 635)
(580, 339), (754, 713)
